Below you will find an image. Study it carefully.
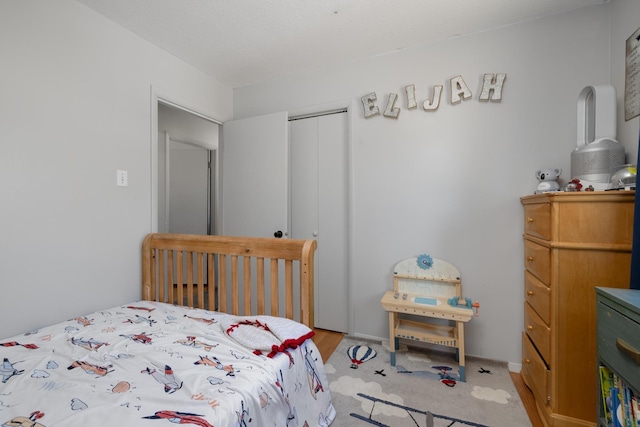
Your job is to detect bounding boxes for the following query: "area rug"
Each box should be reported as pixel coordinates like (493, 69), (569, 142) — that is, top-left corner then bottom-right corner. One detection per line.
(324, 337), (532, 427)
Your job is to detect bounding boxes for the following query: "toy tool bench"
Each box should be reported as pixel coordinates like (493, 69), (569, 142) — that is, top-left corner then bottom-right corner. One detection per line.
(380, 255), (479, 381)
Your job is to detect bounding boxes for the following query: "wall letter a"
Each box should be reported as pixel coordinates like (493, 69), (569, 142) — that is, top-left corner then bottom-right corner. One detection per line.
(450, 76), (472, 104)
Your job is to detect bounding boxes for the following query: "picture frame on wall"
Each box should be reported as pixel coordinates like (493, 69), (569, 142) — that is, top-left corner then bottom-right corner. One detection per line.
(624, 27), (640, 121)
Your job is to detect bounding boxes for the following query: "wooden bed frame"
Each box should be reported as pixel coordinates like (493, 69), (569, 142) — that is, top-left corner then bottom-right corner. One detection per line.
(142, 233), (317, 328)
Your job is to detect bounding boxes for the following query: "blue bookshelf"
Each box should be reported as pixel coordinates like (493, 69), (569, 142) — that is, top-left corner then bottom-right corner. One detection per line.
(596, 287), (640, 427)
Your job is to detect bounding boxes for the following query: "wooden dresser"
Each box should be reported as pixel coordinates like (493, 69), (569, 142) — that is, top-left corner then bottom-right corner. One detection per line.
(520, 191), (635, 427)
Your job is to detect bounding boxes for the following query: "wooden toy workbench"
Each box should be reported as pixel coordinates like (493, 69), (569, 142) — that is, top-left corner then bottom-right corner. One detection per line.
(380, 256), (475, 381)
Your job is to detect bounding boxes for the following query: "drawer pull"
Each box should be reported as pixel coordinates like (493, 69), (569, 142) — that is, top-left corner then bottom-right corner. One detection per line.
(527, 217), (534, 223)
(527, 291), (534, 296)
(524, 358), (531, 364)
(527, 325), (533, 331)
(616, 338), (640, 365)
(527, 257), (534, 262)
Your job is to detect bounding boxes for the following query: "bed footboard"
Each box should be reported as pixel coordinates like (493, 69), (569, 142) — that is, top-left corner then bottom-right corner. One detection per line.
(142, 233), (317, 328)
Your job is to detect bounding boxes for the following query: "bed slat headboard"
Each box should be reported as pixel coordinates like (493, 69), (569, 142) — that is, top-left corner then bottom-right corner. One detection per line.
(141, 233), (317, 327)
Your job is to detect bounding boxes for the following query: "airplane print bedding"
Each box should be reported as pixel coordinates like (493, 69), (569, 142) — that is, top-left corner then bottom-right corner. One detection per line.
(0, 301), (335, 426)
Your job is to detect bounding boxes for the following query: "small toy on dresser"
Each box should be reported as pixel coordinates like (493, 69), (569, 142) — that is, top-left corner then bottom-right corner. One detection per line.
(564, 178), (583, 192)
(535, 168), (562, 193)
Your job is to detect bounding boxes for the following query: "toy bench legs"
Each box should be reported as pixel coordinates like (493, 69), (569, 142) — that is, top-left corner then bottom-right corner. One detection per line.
(382, 291), (472, 382)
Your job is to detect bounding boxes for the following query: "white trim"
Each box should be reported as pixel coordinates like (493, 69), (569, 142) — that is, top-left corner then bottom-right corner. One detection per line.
(164, 131), (171, 233)
(346, 101), (357, 338)
(287, 98), (353, 119)
(353, 332), (387, 342)
(508, 362), (522, 373)
(159, 98), (223, 126)
(288, 108), (348, 121)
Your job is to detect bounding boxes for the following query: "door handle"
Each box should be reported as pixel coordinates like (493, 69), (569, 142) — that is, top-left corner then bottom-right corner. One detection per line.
(274, 230), (284, 238)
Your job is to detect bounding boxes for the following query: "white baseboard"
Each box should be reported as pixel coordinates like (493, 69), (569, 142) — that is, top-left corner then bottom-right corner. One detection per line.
(508, 362), (522, 373)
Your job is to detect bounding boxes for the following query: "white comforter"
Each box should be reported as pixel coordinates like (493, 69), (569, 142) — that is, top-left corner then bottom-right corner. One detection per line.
(0, 301), (335, 427)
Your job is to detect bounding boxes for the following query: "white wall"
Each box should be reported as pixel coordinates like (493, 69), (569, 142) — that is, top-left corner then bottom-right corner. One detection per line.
(234, 4), (615, 364)
(159, 104), (220, 151)
(1, 0), (635, 367)
(0, 0), (232, 338)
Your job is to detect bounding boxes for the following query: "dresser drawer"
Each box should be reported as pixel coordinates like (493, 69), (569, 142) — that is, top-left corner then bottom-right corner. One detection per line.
(524, 239), (550, 284)
(522, 332), (549, 405)
(556, 200), (634, 245)
(597, 301), (640, 389)
(525, 271), (550, 324)
(525, 302), (550, 363)
(524, 202), (551, 240)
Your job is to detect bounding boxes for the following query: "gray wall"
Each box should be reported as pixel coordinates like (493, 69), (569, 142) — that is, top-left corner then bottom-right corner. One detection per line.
(233, 1), (639, 367)
(0, 0), (232, 338)
(2, 0), (638, 370)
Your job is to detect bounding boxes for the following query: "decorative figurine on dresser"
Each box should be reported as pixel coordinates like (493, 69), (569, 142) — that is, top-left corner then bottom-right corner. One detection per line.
(535, 168), (562, 193)
(520, 191), (635, 427)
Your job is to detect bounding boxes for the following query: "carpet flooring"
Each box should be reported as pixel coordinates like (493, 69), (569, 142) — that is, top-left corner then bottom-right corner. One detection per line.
(324, 337), (532, 427)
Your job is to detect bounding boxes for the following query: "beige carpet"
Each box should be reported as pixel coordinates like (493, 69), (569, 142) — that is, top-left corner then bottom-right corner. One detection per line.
(324, 337), (532, 427)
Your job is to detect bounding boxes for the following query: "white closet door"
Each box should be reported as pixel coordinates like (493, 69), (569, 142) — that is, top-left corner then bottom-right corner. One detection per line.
(222, 112), (289, 238)
(290, 112), (348, 332)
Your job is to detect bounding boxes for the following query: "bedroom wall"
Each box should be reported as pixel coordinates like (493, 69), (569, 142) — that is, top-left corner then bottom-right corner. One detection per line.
(0, 0), (232, 338)
(233, 3), (621, 365)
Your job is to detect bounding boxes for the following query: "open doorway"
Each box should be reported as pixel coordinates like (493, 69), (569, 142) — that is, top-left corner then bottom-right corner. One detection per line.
(156, 101), (220, 235)
(159, 133), (211, 234)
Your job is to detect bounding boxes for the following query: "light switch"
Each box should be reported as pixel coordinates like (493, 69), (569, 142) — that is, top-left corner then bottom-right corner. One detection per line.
(116, 170), (128, 187)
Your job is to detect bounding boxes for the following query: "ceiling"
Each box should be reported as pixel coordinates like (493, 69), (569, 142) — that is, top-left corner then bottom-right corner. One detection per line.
(75, 0), (607, 89)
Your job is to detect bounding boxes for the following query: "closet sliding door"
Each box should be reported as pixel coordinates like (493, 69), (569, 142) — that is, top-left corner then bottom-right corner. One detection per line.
(290, 112), (349, 332)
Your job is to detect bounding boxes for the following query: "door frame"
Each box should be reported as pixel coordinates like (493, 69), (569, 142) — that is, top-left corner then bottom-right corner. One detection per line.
(150, 86), (223, 234)
(289, 99), (356, 336)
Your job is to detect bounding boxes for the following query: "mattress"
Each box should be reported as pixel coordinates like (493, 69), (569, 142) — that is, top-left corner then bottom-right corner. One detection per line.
(0, 301), (335, 426)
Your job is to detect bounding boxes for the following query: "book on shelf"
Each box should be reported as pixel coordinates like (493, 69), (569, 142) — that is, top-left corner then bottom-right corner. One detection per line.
(601, 366), (614, 425)
(612, 386), (623, 427)
(599, 365), (638, 427)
